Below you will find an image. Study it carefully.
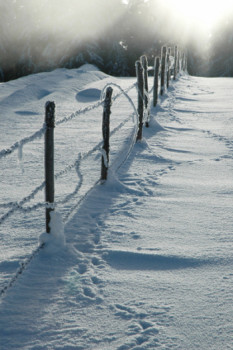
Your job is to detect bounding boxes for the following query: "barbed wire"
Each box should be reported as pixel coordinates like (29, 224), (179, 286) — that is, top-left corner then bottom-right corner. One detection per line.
(0, 82), (137, 164)
(0, 79), (140, 299)
(0, 181), (46, 225)
(0, 125), (46, 160)
(56, 100), (104, 126)
(0, 61), (186, 298)
(0, 243), (44, 297)
(0, 81), (138, 225)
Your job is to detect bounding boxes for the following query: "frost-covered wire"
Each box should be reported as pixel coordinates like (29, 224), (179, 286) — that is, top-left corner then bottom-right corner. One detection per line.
(56, 100), (104, 126)
(56, 154), (83, 205)
(0, 243), (44, 297)
(0, 144), (103, 225)
(0, 81), (138, 226)
(0, 78), (149, 299)
(62, 82), (139, 221)
(0, 81), (137, 162)
(113, 113), (138, 173)
(0, 125), (46, 160)
(110, 114), (132, 137)
(56, 81), (137, 127)
(0, 181), (46, 225)
(102, 82), (138, 122)
(101, 82), (139, 171)
(63, 178), (101, 223)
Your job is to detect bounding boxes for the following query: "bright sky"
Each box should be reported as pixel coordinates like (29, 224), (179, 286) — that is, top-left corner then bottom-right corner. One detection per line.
(163, 0), (233, 32)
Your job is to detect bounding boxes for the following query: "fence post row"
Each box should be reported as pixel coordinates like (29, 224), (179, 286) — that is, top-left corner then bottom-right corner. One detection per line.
(153, 56), (160, 107)
(140, 55), (149, 127)
(135, 60), (144, 141)
(0, 43), (187, 257)
(101, 87), (113, 181)
(160, 46), (167, 96)
(45, 101), (55, 233)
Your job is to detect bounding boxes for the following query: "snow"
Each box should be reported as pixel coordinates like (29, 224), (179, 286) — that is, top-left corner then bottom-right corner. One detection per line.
(76, 88), (102, 103)
(39, 211), (66, 253)
(0, 65), (233, 349)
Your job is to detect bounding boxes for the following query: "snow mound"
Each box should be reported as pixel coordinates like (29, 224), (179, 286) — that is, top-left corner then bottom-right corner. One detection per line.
(76, 88), (102, 103)
(39, 211), (66, 252)
(78, 64), (100, 72)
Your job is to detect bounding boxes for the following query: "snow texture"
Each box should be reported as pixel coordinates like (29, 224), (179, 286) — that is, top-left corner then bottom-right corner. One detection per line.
(0, 65), (233, 350)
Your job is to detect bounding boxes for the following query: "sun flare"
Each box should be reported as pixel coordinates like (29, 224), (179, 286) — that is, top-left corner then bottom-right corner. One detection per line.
(163, 0), (233, 31)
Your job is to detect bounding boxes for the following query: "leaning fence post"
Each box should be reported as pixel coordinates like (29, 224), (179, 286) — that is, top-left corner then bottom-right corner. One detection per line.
(101, 87), (113, 181)
(136, 60), (144, 141)
(160, 46), (167, 96)
(140, 55), (149, 127)
(153, 56), (160, 107)
(45, 101), (55, 233)
(174, 46), (178, 80)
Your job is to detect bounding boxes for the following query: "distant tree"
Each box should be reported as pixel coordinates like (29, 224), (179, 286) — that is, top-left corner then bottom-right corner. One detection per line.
(104, 41), (129, 76)
(209, 15), (233, 77)
(1, 0), (208, 80)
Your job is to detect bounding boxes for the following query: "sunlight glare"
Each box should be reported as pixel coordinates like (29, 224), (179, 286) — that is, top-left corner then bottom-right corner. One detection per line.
(164, 0), (233, 31)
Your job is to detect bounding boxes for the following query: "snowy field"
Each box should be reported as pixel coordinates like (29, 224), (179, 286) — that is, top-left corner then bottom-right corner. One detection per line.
(0, 65), (233, 349)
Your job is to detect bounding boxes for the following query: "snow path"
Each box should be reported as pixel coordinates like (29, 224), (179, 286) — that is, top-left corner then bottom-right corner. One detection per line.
(0, 69), (233, 349)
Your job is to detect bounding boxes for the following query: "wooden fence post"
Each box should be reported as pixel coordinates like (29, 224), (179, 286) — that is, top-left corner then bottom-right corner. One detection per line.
(166, 47), (171, 89)
(45, 101), (55, 233)
(136, 60), (144, 141)
(153, 56), (160, 107)
(184, 53), (188, 72)
(182, 52), (186, 72)
(160, 46), (167, 96)
(177, 50), (180, 74)
(173, 46), (178, 80)
(101, 87), (113, 181)
(140, 55), (149, 127)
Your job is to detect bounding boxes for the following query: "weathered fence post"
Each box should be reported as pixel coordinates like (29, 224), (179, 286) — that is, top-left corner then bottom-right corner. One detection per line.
(182, 52), (186, 72)
(160, 46), (167, 96)
(173, 46), (178, 80)
(184, 53), (188, 72)
(153, 56), (160, 107)
(136, 60), (144, 141)
(166, 47), (171, 89)
(140, 55), (149, 127)
(45, 101), (55, 233)
(177, 50), (180, 74)
(101, 87), (113, 181)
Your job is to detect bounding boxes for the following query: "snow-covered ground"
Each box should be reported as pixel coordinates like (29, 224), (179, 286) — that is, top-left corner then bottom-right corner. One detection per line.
(0, 65), (233, 349)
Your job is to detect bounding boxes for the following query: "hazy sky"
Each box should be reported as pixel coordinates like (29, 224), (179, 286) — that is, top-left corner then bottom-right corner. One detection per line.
(160, 0), (233, 33)
(1, 0), (233, 76)
(3, 0), (233, 45)
(2, 0), (127, 43)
